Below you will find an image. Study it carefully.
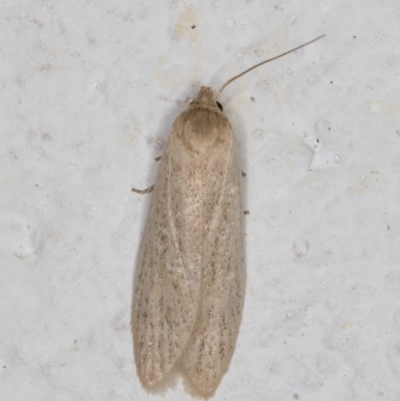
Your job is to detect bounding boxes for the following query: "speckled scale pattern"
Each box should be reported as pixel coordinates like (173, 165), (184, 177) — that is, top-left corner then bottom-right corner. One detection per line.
(132, 87), (245, 397)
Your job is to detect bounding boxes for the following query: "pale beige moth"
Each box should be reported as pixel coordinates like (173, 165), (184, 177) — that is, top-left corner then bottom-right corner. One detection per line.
(131, 35), (325, 397)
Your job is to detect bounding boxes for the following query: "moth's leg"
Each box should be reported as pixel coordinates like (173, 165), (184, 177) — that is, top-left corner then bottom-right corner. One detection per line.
(182, 99), (194, 112)
(131, 156), (161, 194)
(132, 185), (154, 194)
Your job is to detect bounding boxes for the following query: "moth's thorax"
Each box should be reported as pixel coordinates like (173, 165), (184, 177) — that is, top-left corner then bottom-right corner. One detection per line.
(173, 86), (232, 155)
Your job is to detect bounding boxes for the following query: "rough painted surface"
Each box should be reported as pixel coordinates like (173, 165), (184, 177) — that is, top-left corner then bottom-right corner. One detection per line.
(1, 0), (399, 400)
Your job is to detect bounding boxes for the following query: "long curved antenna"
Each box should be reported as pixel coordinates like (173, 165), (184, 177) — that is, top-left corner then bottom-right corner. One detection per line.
(216, 34), (325, 97)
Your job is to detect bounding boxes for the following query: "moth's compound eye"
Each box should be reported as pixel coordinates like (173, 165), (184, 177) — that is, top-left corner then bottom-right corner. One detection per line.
(216, 101), (223, 112)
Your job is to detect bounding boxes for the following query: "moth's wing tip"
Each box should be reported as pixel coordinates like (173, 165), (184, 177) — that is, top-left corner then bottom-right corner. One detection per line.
(180, 370), (219, 399)
(136, 356), (219, 399)
(136, 362), (183, 396)
(135, 365), (163, 389)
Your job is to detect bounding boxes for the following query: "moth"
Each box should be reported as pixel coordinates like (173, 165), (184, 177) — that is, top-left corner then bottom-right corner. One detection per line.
(131, 35), (325, 397)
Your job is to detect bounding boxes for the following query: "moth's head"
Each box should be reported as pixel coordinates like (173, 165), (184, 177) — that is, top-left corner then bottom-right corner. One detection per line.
(189, 86), (223, 113)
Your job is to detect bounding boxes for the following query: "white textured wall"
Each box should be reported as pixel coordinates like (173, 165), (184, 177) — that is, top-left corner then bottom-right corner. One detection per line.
(1, 1), (399, 400)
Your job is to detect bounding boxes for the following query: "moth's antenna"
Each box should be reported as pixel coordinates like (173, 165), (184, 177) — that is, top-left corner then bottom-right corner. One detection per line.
(216, 34), (325, 97)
